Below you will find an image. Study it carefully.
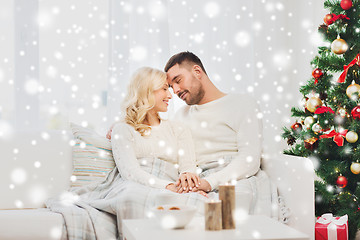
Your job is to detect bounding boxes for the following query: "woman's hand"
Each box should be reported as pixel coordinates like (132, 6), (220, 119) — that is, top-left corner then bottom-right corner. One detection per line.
(106, 129), (112, 140)
(106, 122), (117, 140)
(175, 172), (200, 193)
(165, 183), (177, 193)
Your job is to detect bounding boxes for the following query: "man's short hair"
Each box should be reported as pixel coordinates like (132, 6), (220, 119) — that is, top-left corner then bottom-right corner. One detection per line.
(164, 51), (207, 75)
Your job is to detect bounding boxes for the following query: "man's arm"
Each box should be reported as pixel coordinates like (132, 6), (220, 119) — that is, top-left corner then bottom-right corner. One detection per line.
(202, 97), (262, 190)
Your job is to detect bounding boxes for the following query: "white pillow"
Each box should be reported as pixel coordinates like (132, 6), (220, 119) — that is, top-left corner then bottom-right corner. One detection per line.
(69, 123), (115, 187)
(70, 122), (112, 150)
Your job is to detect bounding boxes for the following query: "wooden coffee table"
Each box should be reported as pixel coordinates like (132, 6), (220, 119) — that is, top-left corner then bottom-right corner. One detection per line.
(122, 215), (310, 240)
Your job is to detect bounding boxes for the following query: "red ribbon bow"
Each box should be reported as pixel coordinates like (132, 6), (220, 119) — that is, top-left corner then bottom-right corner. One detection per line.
(338, 54), (360, 83)
(319, 129), (348, 146)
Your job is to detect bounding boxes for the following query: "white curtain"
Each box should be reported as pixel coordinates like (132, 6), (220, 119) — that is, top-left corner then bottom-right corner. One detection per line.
(0, 0), (326, 155)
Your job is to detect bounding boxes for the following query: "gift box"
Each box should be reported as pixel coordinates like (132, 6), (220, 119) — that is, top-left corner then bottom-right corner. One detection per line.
(315, 213), (348, 240)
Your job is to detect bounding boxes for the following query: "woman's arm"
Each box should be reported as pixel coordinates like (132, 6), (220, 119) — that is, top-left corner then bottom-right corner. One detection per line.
(176, 124), (197, 174)
(172, 122), (200, 192)
(111, 123), (173, 189)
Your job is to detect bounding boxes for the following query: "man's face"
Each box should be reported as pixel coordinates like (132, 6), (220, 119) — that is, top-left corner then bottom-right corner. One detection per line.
(166, 64), (204, 105)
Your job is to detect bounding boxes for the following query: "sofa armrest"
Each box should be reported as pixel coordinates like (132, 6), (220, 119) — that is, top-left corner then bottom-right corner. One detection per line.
(0, 131), (73, 209)
(261, 154), (315, 240)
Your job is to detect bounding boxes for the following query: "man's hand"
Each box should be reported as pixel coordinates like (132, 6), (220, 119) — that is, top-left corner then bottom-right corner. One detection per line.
(195, 178), (212, 193)
(197, 190), (209, 198)
(175, 172), (200, 193)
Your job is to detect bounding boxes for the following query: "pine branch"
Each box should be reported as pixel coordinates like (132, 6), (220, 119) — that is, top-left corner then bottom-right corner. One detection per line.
(299, 82), (315, 96)
(324, 0), (346, 13)
(312, 53), (347, 72)
(290, 107), (307, 118)
(283, 142), (310, 157)
(281, 127), (292, 139)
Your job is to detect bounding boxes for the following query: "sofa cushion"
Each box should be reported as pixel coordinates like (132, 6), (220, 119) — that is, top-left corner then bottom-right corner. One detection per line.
(0, 209), (65, 240)
(70, 123), (115, 187)
(70, 122), (111, 150)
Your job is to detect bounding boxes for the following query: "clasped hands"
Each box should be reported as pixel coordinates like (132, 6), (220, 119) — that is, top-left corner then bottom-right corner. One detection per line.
(166, 172), (211, 197)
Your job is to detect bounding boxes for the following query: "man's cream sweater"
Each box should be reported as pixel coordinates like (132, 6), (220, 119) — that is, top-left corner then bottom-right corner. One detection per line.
(174, 94), (263, 190)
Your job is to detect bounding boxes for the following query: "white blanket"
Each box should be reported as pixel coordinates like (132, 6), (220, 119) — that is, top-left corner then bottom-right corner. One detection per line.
(46, 157), (288, 240)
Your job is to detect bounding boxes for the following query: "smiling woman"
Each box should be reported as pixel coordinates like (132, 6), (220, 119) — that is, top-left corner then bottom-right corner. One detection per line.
(152, 83), (172, 113)
(121, 67), (171, 135)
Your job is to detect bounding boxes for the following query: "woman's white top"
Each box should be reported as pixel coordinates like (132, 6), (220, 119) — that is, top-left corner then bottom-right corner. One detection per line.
(111, 120), (197, 189)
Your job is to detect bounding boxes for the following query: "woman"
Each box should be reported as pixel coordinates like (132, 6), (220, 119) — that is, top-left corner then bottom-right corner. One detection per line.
(111, 66), (201, 192)
(47, 68), (209, 240)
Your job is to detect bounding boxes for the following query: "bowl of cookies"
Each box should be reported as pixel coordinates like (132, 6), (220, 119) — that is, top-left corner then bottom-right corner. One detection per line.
(150, 204), (197, 229)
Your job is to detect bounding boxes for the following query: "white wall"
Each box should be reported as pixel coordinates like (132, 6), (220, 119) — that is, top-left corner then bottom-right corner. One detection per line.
(0, 0), (15, 136)
(0, 0), (327, 155)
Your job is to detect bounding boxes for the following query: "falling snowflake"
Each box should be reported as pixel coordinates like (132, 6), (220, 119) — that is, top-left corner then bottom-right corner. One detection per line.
(37, 10), (53, 28)
(272, 51), (290, 68)
(11, 168), (27, 185)
(0, 69), (4, 82)
(130, 46), (147, 61)
(148, 1), (166, 19)
(24, 79), (39, 95)
(204, 2), (220, 18)
(235, 31), (251, 47)
(178, 149), (184, 156)
(50, 227), (62, 239)
(149, 178), (155, 185)
(34, 161), (42, 168)
(29, 185), (48, 204)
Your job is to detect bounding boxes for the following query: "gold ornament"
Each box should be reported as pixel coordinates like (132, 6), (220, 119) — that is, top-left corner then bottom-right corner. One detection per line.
(346, 81), (360, 99)
(346, 131), (358, 143)
(351, 162), (360, 174)
(304, 116), (315, 128)
(306, 97), (323, 113)
(331, 38), (349, 55)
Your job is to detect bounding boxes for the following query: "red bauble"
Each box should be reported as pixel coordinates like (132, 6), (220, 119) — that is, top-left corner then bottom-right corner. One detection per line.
(324, 14), (334, 25)
(312, 68), (324, 79)
(351, 106), (360, 119)
(341, 0), (353, 10)
(336, 176), (348, 188)
(291, 123), (303, 132)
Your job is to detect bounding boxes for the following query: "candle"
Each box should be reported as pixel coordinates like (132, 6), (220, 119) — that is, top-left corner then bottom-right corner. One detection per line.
(204, 199), (222, 231)
(219, 184), (235, 229)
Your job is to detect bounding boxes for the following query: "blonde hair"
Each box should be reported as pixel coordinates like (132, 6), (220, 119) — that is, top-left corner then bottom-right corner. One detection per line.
(122, 67), (167, 136)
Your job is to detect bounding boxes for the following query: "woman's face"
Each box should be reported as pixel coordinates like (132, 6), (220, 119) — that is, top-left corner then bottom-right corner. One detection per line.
(153, 83), (172, 112)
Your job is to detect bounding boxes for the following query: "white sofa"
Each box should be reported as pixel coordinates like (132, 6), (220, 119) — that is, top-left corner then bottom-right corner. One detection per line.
(0, 130), (315, 240)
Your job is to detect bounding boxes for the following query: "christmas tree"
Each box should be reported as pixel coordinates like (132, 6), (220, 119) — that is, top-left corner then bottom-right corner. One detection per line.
(282, 0), (360, 238)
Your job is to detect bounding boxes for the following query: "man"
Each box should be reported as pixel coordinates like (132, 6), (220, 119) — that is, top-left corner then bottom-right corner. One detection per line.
(165, 52), (274, 216)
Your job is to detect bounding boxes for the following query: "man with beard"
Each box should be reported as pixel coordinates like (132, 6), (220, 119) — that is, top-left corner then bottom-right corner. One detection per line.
(165, 52), (272, 217)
